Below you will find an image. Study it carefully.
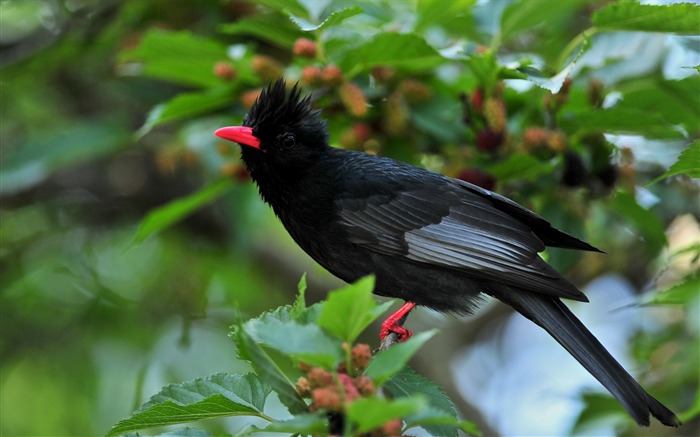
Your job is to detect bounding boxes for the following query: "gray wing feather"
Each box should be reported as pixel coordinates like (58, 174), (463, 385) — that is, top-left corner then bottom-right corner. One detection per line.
(337, 183), (587, 301)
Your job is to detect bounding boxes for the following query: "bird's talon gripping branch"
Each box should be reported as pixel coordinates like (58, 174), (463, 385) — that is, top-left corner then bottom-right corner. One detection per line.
(379, 301), (416, 342)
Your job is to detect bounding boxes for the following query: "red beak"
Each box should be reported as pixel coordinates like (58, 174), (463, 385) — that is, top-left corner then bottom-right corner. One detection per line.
(214, 126), (261, 149)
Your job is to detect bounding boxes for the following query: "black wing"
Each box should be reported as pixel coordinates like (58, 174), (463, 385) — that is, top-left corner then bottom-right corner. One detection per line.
(336, 169), (590, 301)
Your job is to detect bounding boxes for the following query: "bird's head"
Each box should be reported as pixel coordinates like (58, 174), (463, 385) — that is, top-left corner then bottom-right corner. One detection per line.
(215, 79), (328, 177)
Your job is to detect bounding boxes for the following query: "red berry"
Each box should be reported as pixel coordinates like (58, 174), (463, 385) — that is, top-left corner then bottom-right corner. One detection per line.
(351, 343), (372, 371)
(339, 82), (367, 117)
(307, 367), (333, 388)
(322, 65), (344, 87)
(471, 88), (484, 112)
(295, 377), (311, 397)
(251, 55), (283, 81)
(338, 373), (360, 402)
(311, 386), (342, 411)
(293, 38), (317, 58)
(381, 419), (403, 436)
(240, 88), (262, 108)
(476, 129), (504, 152)
(484, 97), (506, 133)
(354, 375), (376, 396)
(301, 66), (323, 86)
(371, 66), (395, 83)
(457, 169), (496, 191)
(213, 61), (236, 81)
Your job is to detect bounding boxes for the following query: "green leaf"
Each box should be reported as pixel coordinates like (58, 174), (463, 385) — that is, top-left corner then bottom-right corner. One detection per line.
(317, 276), (393, 344)
(291, 273), (308, 320)
(384, 366), (476, 437)
(486, 152), (555, 183)
(118, 30), (227, 87)
(415, 0), (476, 34)
(219, 13), (305, 48)
(243, 314), (343, 369)
(464, 51), (499, 93)
(137, 87), (234, 137)
(106, 372), (270, 436)
(679, 386), (700, 423)
(0, 116), (129, 195)
(232, 325), (308, 414)
(289, 6), (363, 31)
(364, 330), (437, 385)
(642, 272), (700, 306)
(608, 190), (666, 255)
(616, 76), (700, 137)
(346, 397), (426, 434)
(237, 412), (329, 436)
(649, 140), (700, 185)
(519, 35), (591, 92)
(592, 2), (700, 34)
(500, 0), (585, 44)
(572, 392), (627, 434)
(151, 428), (217, 437)
(130, 179), (235, 248)
(404, 407), (481, 436)
(338, 33), (444, 77)
(561, 107), (686, 139)
(255, 0), (310, 19)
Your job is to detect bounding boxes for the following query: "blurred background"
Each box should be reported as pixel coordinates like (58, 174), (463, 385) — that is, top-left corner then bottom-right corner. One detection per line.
(1, 0), (698, 436)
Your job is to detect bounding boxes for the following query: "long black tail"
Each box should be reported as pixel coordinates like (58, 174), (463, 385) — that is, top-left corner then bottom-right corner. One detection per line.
(500, 291), (681, 427)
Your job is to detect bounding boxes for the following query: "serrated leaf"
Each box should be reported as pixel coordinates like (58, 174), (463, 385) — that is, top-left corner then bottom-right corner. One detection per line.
(118, 30), (227, 87)
(346, 397), (426, 434)
(519, 35), (591, 92)
(364, 330), (437, 385)
(317, 276), (392, 343)
(592, 2), (700, 34)
(148, 428), (218, 437)
(243, 315), (343, 368)
(291, 273), (308, 320)
(338, 33), (444, 77)
(219, 13), (305, 48)
(561, 107), (685, 139)
(129, 179), (234, 248)
(404, 407), (481, 436)
(642, 272), (700, 306)
(384, 366), (467, 437)
(237, 412), (328, 436)
(106, 373), (270, 436)
(649, 140), (700, 185)
(232, 325), (308, 414)
(137, 87), (234, 137)
(289, 6), (363, 31)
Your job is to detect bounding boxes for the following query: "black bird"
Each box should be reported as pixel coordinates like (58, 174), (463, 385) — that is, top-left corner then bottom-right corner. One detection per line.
(214, 79), (680, 427)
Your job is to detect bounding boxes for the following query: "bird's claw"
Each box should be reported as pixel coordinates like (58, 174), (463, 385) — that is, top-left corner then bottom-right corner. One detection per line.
(380, 323), (413, 342)
(379, 301), (416, 346)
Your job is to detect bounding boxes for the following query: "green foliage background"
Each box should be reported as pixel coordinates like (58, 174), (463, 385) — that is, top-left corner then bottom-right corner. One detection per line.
(1, 0), (698, 436)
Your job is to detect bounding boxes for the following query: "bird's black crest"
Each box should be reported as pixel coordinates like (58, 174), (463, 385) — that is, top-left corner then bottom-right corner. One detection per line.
(244, 79), (325, 139)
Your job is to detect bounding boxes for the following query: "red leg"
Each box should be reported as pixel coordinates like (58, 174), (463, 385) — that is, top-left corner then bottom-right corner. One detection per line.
(380, 301), (416, 342)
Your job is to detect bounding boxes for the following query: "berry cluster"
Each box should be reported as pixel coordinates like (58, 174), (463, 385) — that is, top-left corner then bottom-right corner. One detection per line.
(295, 343), (403, 436)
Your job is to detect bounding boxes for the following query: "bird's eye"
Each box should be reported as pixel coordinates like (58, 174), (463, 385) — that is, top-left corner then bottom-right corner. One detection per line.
(280, 133), (296, 149)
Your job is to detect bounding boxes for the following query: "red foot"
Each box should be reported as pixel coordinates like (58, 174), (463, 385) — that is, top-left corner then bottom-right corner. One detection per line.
(380, 301), (416, 342)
